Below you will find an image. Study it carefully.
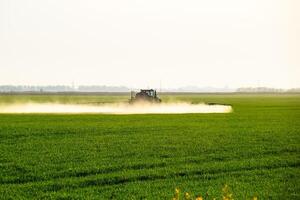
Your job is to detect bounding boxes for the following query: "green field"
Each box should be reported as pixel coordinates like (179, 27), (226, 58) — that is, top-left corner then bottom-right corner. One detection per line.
(0, 94), (299, 199)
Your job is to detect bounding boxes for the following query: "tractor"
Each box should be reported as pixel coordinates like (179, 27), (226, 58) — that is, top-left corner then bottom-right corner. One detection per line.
(129, 89), (161, 104)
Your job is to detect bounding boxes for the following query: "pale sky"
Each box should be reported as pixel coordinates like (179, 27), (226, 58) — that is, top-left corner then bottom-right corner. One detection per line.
(0, 0), (299, 89)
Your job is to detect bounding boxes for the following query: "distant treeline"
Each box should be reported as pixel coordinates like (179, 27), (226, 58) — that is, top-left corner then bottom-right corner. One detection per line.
(0, 85), (130, 92)
(236, 87), (300, 93)
(0, 85), (299, 93)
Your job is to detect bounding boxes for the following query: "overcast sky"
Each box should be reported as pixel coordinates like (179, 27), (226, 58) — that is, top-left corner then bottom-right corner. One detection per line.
(0, 0), (299, 89)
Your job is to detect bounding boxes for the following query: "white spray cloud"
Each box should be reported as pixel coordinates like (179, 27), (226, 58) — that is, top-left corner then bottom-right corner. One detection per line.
(0, 102), (232, 114)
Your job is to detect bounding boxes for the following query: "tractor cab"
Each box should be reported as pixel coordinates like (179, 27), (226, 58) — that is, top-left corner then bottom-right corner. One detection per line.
(129, 89), (161, 104)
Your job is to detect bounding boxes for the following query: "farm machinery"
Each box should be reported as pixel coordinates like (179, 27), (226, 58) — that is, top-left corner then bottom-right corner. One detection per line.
(129, 89), (161, 104)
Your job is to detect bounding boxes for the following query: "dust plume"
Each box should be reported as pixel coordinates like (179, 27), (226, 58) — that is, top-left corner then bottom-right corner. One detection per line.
(0, 102), (232, 114)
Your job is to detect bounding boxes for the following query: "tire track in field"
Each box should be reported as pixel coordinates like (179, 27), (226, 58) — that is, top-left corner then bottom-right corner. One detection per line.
(1, 148), (298, 185)
(0, 162), (168, 185)
(2, 161), (299, 194)
(1, 150), (298, 185)
(75, 162), (300, 189)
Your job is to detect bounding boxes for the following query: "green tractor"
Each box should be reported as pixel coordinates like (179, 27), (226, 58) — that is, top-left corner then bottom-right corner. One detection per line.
(129, 89), (161, 104)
